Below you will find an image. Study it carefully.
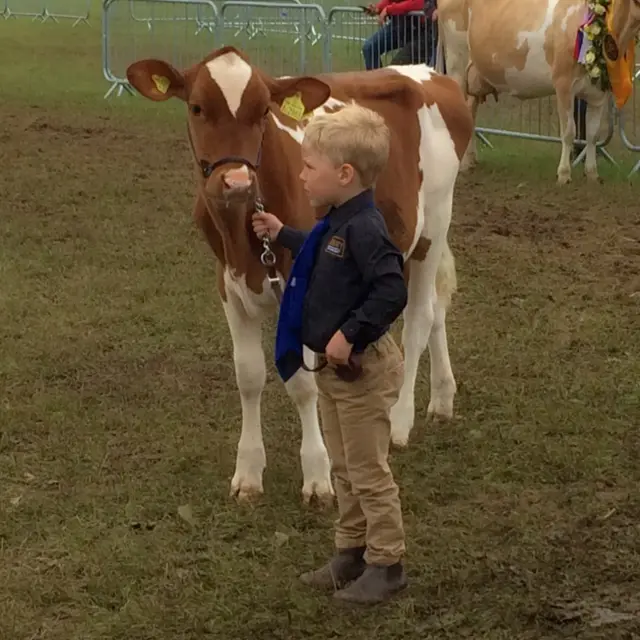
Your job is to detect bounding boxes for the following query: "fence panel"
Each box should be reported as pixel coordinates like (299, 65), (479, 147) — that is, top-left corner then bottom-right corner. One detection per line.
(619, 62), (640, 176)
(102, 0), (219, 98)
(217, 1), (327, 77)
(4, 0), (46, 19)
(325, 8), (436, 72)
(474, 92), (615, 163)
(3, 0), (89, 23)
(47, 0), (91, 24)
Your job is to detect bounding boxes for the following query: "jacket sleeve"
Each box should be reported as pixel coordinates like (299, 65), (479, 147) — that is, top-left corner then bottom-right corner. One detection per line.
(375, 0), (391, 11)
(276, 225), (308, 258)
(385, 0), (424, 15)
(339, 217), (408, 345)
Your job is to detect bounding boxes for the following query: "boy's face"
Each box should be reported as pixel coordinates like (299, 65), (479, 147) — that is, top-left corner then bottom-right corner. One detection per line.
(299, 145), (357, 209)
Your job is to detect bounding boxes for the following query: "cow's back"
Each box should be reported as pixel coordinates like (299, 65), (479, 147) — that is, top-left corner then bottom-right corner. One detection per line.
(314, 66), (471, 156)
(303, 67), (471, 254)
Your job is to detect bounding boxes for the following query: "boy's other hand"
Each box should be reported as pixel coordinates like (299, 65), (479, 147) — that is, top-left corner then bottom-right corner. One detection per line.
(252, 211), (284, 242)
(325, 330), (353, 366)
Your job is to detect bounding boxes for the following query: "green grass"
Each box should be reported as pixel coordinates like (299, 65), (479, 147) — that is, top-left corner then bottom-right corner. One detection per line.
(1, 5), (640, 640)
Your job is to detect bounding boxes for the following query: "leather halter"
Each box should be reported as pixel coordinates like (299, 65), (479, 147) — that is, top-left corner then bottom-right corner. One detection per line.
(185, 120), (282, 302)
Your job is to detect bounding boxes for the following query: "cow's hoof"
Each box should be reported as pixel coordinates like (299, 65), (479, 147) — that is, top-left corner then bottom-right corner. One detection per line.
(230, 476), (263, 503)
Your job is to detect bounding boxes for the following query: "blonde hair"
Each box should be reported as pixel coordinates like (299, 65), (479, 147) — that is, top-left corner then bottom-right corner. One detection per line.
(302, 102), (390, 188)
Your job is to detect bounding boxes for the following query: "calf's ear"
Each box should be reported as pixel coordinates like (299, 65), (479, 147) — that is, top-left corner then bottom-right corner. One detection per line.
(269, 76), (331, 119)
(126, 59), (188, 102)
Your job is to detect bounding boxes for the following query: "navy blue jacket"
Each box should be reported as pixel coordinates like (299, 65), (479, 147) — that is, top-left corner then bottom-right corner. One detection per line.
(277, 189), (408, 354)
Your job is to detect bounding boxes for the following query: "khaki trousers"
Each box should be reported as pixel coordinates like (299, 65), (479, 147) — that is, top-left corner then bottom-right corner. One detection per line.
(316, 332), (405, 566)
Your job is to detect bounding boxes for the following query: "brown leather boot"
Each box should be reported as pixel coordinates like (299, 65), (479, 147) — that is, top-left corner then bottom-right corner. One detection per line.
(299, 546), (366, 591)
(333, 562), (407, 604)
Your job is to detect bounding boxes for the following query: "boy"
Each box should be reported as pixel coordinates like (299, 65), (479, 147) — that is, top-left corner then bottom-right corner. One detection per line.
(252, 103), (408, 605)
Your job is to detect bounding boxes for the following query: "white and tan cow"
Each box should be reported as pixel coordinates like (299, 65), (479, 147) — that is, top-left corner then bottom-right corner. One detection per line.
(125, 46), (473, 504)
(436, 0), (640, 183)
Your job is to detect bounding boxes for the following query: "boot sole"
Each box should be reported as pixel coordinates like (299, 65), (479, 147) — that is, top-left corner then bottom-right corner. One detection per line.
(332, 581), (409, 606)
(299, 572), (365, 592)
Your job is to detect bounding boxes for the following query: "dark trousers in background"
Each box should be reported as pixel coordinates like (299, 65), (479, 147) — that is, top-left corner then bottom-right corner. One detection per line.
(362, 15), (425, 70)
(573, 98), (587, 159)
(389, 18), (439, 68)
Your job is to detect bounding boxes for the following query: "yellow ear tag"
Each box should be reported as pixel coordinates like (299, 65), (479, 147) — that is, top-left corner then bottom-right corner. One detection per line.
(280, 93), (305, 121)
(151, 74), (170, 94)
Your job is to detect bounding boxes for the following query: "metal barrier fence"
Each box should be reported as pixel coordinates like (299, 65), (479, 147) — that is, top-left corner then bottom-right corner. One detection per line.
(2, 0), (90, 24)
(99, 0), (640, 175)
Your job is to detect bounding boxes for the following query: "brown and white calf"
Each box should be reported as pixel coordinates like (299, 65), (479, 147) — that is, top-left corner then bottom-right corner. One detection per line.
(126, 46), (473, 504)
(436, 0), (640, 183)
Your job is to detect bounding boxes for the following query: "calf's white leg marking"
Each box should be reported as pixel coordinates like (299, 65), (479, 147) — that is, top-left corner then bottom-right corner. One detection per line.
(222, 271), (332, 503)
(222, 289), (267, 500)
(383, 96), (459, 446)
(284, 357), (334, 505)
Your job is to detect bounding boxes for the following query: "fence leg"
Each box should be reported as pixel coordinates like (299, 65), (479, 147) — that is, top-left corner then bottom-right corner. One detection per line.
(72, 15), (91, 26)
(476, 130), (494, 149)
(194, 18), (214, 35)
(571, 145), (617, 168)
(41, 9), (59, 22)
(104, 81), (135, 99)
(627, 158), (640, 179)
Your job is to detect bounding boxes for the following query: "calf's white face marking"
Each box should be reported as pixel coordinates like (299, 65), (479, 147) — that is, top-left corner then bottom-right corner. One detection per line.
(205, 52), (253, 118)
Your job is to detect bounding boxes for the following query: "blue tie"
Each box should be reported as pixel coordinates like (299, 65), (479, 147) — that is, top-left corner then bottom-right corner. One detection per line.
(275, 216), (330, 382)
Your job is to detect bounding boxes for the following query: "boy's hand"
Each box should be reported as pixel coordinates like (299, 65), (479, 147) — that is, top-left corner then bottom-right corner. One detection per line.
(325, 330), (353, 366)
(252, 211), (284, 242)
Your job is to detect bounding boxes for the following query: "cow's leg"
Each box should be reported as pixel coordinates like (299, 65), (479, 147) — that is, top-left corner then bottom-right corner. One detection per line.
(391, 187), (456, 446)
(284, 358), (334, 506)
(427, 241), (457, 420)
(583, 94), (606, 181)
(462, 96), (480, 170)
(556, 82), (575, 185)
(222, 293), (267, 501)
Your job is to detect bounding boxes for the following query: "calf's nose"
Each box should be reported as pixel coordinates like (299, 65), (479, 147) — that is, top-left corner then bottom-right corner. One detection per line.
(222, 166), (252, 191)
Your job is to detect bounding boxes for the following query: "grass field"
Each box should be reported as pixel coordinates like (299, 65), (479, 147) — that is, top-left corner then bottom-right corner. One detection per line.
(2, 3), (640, 639)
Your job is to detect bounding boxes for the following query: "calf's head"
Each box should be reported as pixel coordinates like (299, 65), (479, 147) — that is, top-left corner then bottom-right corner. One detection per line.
(126, 47), (331, 213)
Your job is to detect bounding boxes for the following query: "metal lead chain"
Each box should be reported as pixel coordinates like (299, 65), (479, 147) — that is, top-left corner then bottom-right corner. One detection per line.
(256, 196), (277, 268)
(261, 236), (277, 267)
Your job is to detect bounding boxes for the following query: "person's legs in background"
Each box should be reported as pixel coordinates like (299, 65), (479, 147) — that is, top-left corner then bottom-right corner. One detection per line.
(363, 19), (400, 70)
(389, 21), (426, 65)
(362, 15), (416, 70)
(572, 98), (587, 161)
(426, 17), (438, 67)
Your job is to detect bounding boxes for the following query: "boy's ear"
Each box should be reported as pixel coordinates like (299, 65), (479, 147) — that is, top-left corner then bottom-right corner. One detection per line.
(338, 163), (357, 185)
